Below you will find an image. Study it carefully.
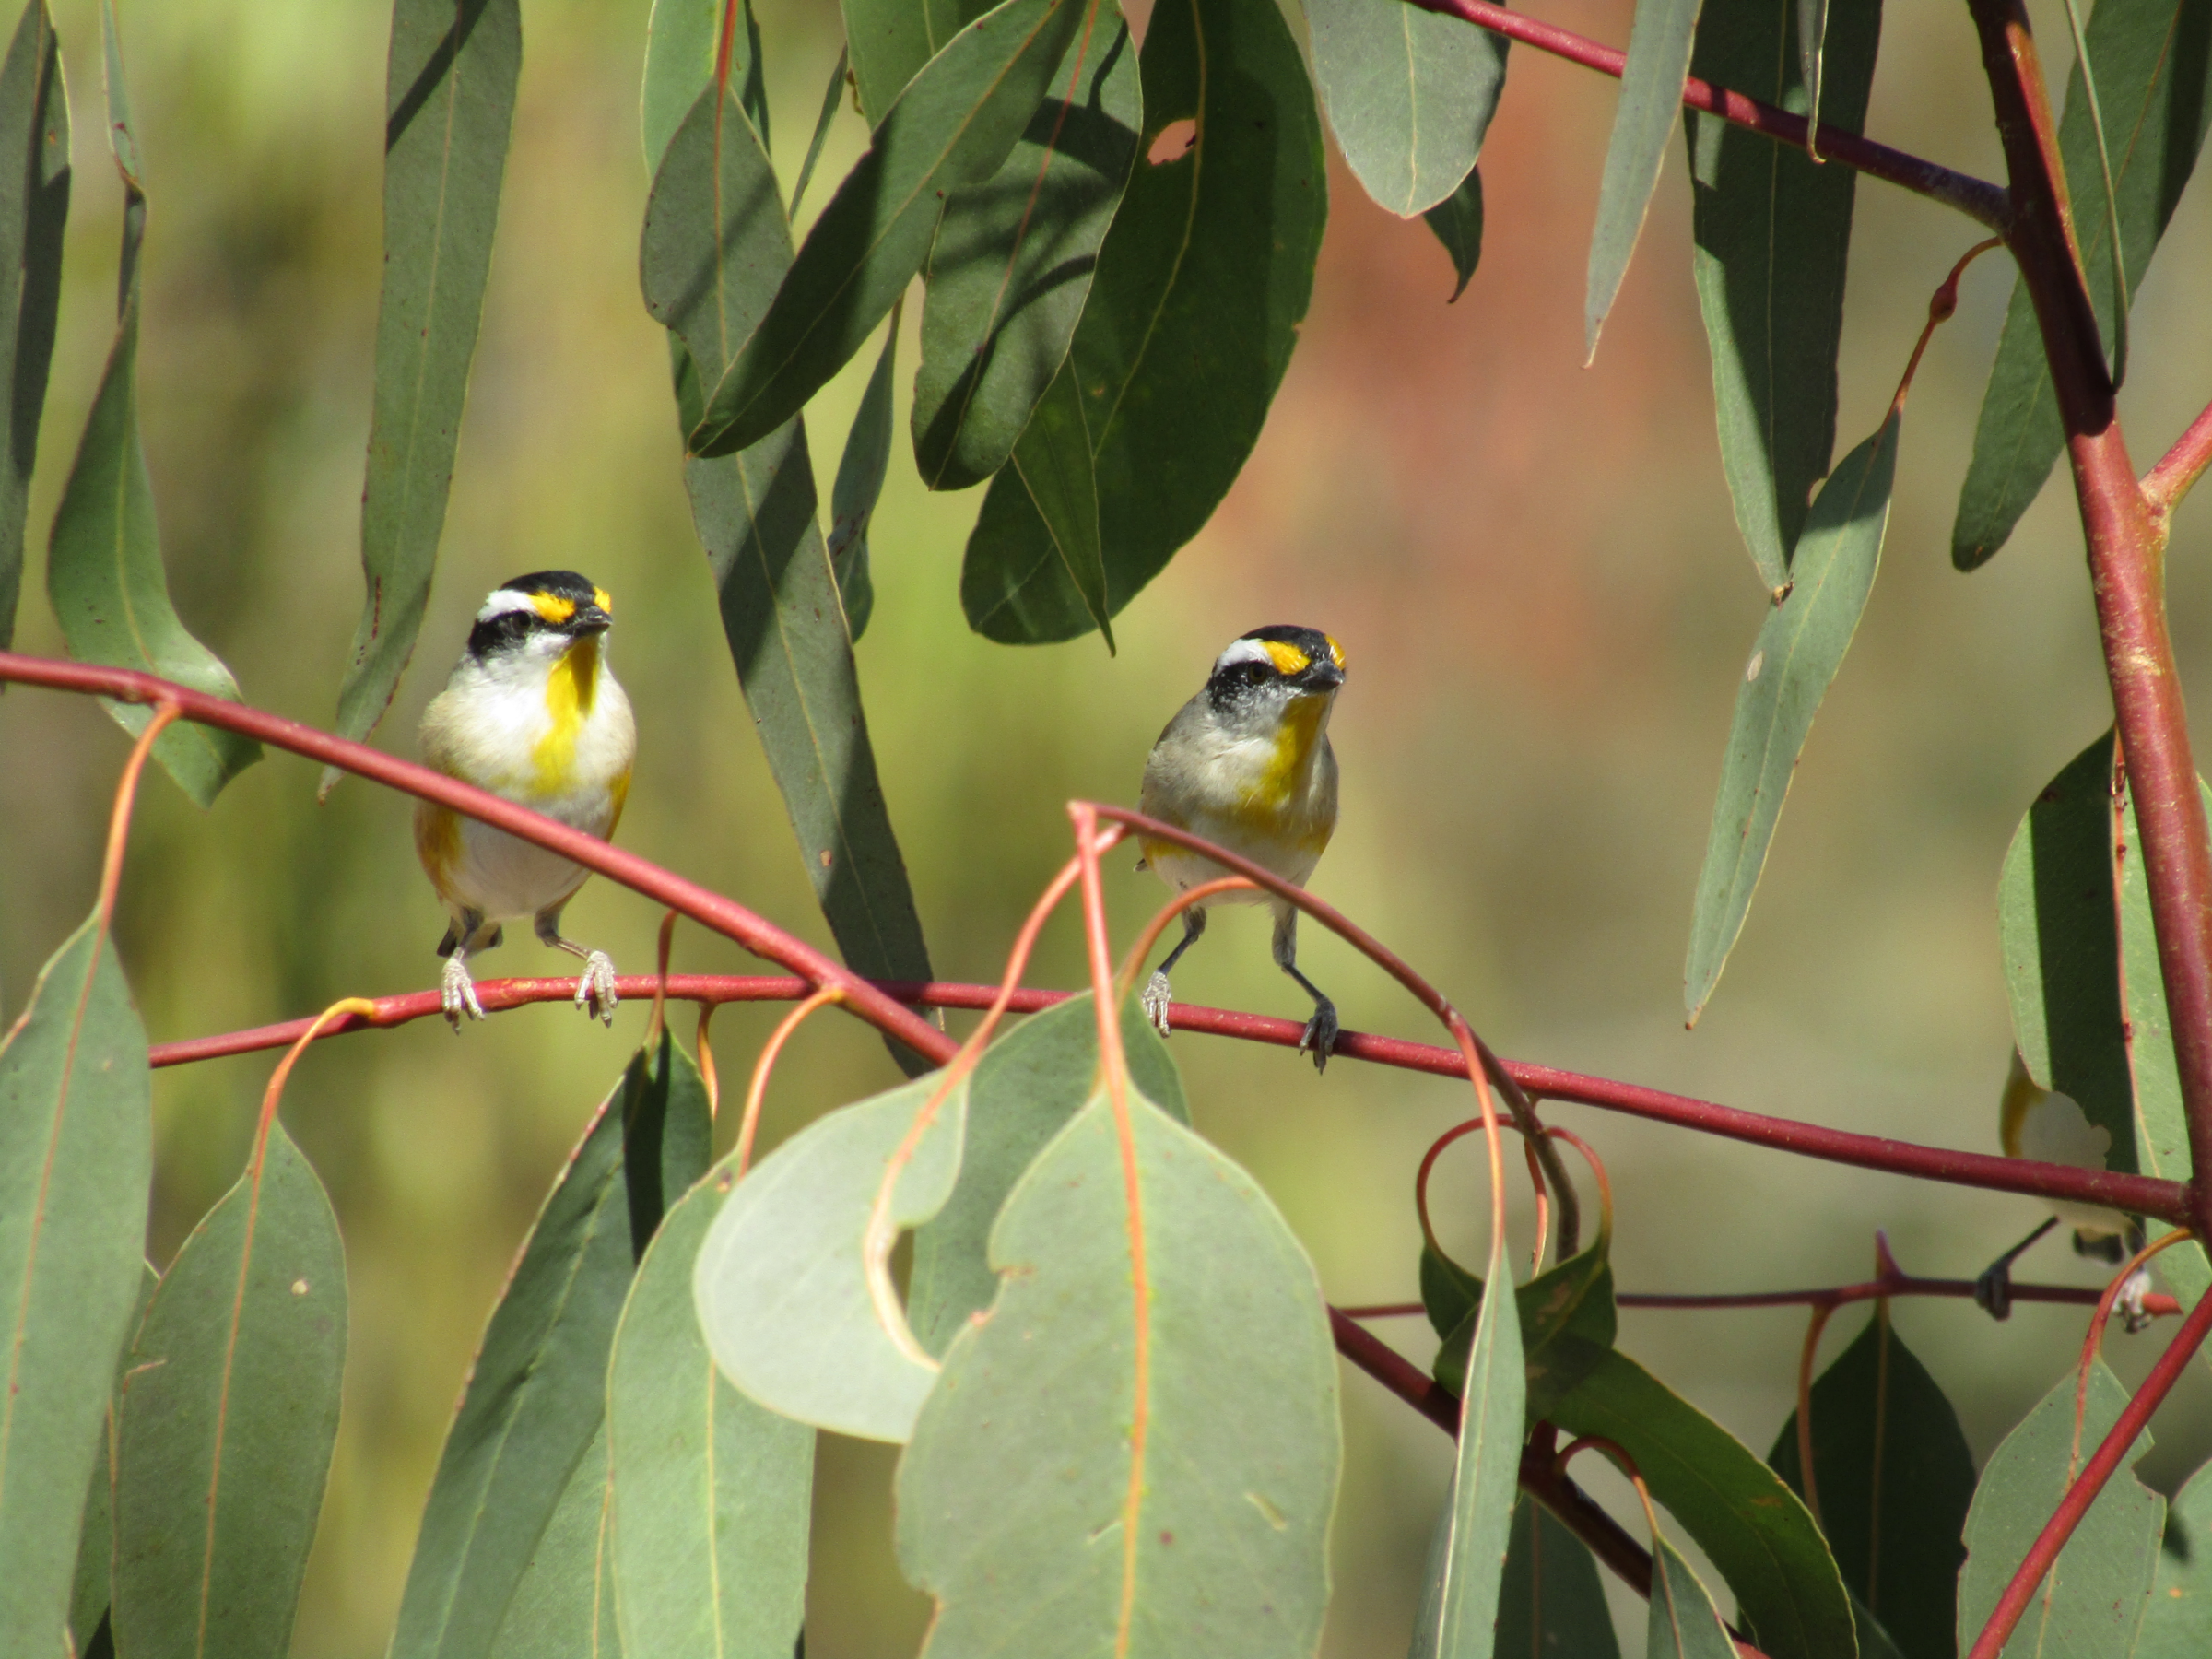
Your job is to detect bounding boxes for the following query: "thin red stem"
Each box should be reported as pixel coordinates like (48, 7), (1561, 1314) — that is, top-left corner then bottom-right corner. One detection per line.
(1406, 0), (2007, 229)
(2144, 395), (2212, 519)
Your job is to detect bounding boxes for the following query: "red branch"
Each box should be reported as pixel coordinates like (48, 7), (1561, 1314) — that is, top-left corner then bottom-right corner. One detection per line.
(1406, 0), (2007, 229)
(2144, 395), (2212, 519)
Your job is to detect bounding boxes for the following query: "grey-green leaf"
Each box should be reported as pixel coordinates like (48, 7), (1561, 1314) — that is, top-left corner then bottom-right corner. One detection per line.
(789, 45), (848, 218)
(842, 0), (991, 124)
(828, 311), (899, 643)
(912, 6), (1140, 490)
(1306, 0), (1506, 217)
(1685, 411), (1897, 1023)
(1956, 1359), (2162, 1657)
(0, 915), (152, 1657)
(2141, 1458), (2212, 1658)
(959, 0), (1326, 642)
(329, 0), (520, 768)
(644, 79), (935, 1054)
(68, 1264), (155, 1656)
(1952, 0), (2212, 569)
(1649, 1535), (1740, 1659)
(1767, 1308), (1975, 1659)
(906, 991), (1185, 1358)
(0, 0), (66, 657)
(1449, 1493), (1621, 1659)
(1586, 0), (1706, 360)
(112, 1123), (346, 1659)
(896, 1087), (1339, 1657)
(688, 0), (1088, 460)
(1687, 0), (1879, 591)
(1007, 351), (1112, 646)
(484, 1424), (618, 1659)
(1422, 167), (1483, 301)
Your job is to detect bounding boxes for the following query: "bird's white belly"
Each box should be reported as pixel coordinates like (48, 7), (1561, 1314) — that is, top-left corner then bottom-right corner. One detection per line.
(1147, 819), (1322, 904)
(449, 814), (598, 922)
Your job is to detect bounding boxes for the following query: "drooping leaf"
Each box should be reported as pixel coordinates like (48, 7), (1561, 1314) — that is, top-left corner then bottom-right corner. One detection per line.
(1686, 0), (1880, 592)
(49, 6), (259, 806)
(67, 1264), (155, 1657)
(1484, 1493), (1622, 1659)
(2057, 0), (2132, 384)
(485, 1423), (617, 1659)
(1796, 0), (1828, 134)
(959, 0), (1326, 642)
(1685, 412), (1898, 1023)
(1585, 0), (1706, 359)
(1956, 1359), (2162, 1657)
(2141, 1458), (2212, 1658)
(1422, 1224), (1615, 1415)
(1952, 0), (2212, 570)
(895, 1086), (1339, 1657)
(828, 311), (899, 643)
(0, 0), (66, 657)
(692, 1069), (965, 1441)
(791, 48), (849, 218)
(1552, 1350), (1855, 1659)
(608, 1132), (813, 1659)
(906, 991), (1185, 1358)
(1767, 1307), (1976, 1659)
(644, 81), (935, 1056)
(842, 0), (987, 123)
(328, 0), (520, 771)
(1422, 167), (1483, 302)
(0, 916), (151, 1657)
(389, 1036), (708, 1659)
(688, 0), (1090, 460)
(1305, 0), (1506, 217)
(1007, 351), (1111, 645)
(112, 1123), (346, 1659)
(642, 0), (765, 176)
(912, 6), (1140, 491)
(1648, 1535), (1741, 1659)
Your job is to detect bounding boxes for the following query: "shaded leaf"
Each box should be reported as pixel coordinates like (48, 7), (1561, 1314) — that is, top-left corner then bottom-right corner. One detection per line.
(1957, 1359), (2162, 1657)
(1687, 0), (1879, 591)
(1423, 1226), (1615, 1416)
(912, 6), (1140, 490)
(1306, 0), (1506, 217)
(0, 0), (66, 657)
(1585, 0), (1705, 359)
(1796, 0), (1828, 134)
(688, 0), (1089, 460)
(1767, 1307), (1975, 1659)
(842, 0), (989, 123)
(1488, 1493), (1622, 1659)
(959, 0), (1326, 642)
(906, 991), (1185, 1358)
(112, 1124), (346, 1659)
(1007, 348), (1111, 645)
(2141, 1458), (2212, 1658)
(693, 1068), (965, 1441)
(896, 1086), (1339, 1657)
(1422, 167), (1483, 302)
(329, 0), (520, 768)
(827, 311), (899, 643)
(0, 915), (152, 1656)
(1952, 0), (2212, 569)
(1685, 412), (1898, 1023)
(1649, 1535), (1740, 1659)
(67, 1264), (156, 1656)
(643, 0), (766, 176)
(1552, 1350), (1854, 1659)
(485, 1424), (618, 1659)
(608, 1128), (813, 1659)
(789, 44), (848, 219)
(643, 81), (935, 1060)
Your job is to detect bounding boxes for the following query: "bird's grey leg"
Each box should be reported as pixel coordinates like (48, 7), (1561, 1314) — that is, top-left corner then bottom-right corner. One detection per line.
(535, 903), (618, 1024)
(1272, 906), (1338, 1073)
(439, 908), (490, 1029)
(1973, 1215), (2059, 1321)
(1141, 907), (1206, 1039)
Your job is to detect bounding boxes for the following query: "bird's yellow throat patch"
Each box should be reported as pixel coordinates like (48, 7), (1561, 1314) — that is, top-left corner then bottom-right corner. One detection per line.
(532, 634), (601, 793)
(1241, 690), (1331, 840)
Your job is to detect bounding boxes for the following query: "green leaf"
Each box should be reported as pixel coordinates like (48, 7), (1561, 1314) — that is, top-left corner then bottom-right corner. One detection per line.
(959, 0), (1326, 642)
(1585, 0), (1705, 359)
(1767, 1308), (1976, 1659)
(692, 1068), (966, 1441)
(1686, 0), (1879, 592)
(1552, 1350), (1855, 1659)
(789, 44), (848, 219)
(1956, 1359), (2163, 1657)
(485, 1424), (618, 1659)
(1952, 0), (2212, 569)
(390, 1036), (707, 1659)
(48, 7), (259, 807)
(111, 1123), (345, 1659)
(0, 0), (66, 657)
(643, 80), (935, 1052)
(842, 0), (990, 124)
(1305, 0), (1506, 217)
(2141, 1458), (2212, 1658)
(1492, 1493), (1622, 1659)
(2056, 0), (2131, 384)
(688, 0), (1089, 460)
(1421, 167), (1483, 302)
(643, 0), (767, 178)
(895, 1087), (1339, 1656)
(329, 0), (520, 768)
(0, 916), (152, 1657)
(607, 1135), (813, 1659)
(1796, 0), (1828, 133)
(1007, 349), (1112, 646)
(912, 6), (1140, 490)
(828, 311), (899, 644)
(68, 1264), (155, 1656)
(906, 991), (1185, 1358)
(1685, 412), (1898, 1023)
(1648, 1535), (1741, 1659)
(1423, 1223), (1616, 1416)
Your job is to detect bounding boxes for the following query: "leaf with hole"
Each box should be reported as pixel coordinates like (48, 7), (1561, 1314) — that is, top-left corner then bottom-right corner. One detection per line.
(0, 0), (66, 657)
(1585, 0), (1706, 360)
(1305, 0), (1505, 218)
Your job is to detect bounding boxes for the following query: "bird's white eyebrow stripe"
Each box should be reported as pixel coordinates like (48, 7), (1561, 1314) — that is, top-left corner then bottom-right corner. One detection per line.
(474, 589), (538, 624)
(1213, 638), (1275, 673)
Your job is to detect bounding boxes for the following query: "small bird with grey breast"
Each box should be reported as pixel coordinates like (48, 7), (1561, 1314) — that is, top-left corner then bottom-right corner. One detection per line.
(415, 571), (637, 1030)
(1137, 625), (1347, 1070)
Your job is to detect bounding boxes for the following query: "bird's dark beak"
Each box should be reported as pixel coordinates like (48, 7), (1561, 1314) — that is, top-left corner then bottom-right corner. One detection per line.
(572, 603), (613, 634)
(1302, 659), (1344, 692)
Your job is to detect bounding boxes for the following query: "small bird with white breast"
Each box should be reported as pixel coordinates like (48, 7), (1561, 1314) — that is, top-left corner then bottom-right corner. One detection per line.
(415, 571), (637, 1030)
(1137, 625), (1347, 1071)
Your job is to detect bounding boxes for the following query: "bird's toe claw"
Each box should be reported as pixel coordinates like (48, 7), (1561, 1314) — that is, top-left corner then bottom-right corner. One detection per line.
(441, 958), (486, 1030)
(1140, 971), (1174, 1040)
(2114, 1265), (2155, 1334)
(1300, 999), (1340, 1074)
(576, 950), (619, 1025)
(1973, 1262), (2015, 1322)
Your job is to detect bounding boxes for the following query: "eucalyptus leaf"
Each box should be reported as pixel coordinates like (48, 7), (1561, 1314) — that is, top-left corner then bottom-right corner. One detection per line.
(1649, 1535), (1740, 1659)
(2141, 1458), (2212, 1658)
(1422, 167), (1483, 302)
(1586, 0), (1705, 360)
(1306, 0), (1506, 217)
(828, 312), (898, 642)
(0, 0), (66, 657)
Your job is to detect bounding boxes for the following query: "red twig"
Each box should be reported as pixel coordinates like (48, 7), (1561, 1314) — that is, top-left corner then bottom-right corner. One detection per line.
(2144, 395), (2212, 519)
(1340, 1273), (2184, 1316)
(1406, 0), (2007, 229)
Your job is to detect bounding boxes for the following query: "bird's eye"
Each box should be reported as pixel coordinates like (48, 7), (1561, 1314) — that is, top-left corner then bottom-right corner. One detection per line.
(1237, 662), (1266, 685)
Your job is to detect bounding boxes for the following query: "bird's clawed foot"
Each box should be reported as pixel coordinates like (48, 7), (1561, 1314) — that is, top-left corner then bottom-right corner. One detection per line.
(1299, 997), (1340, 1074)
(1972, 1260), (2016, 1322)
(2113, 1265), (2155, 1334)
(575, 950), (619, 1025)
(1141, 971), (1174, 1039)
(441, 957), (486, 1030)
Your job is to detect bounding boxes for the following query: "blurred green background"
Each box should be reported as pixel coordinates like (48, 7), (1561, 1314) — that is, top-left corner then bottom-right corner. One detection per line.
(2, 0), (2210, 1652)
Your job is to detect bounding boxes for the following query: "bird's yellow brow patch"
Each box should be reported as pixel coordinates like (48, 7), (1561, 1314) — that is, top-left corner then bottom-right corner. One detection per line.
(532, 593), (577, 625)
(1324, 635), (1346, 671)
(1261, 641), (1311, 676)
(593, 587), (613, 614)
